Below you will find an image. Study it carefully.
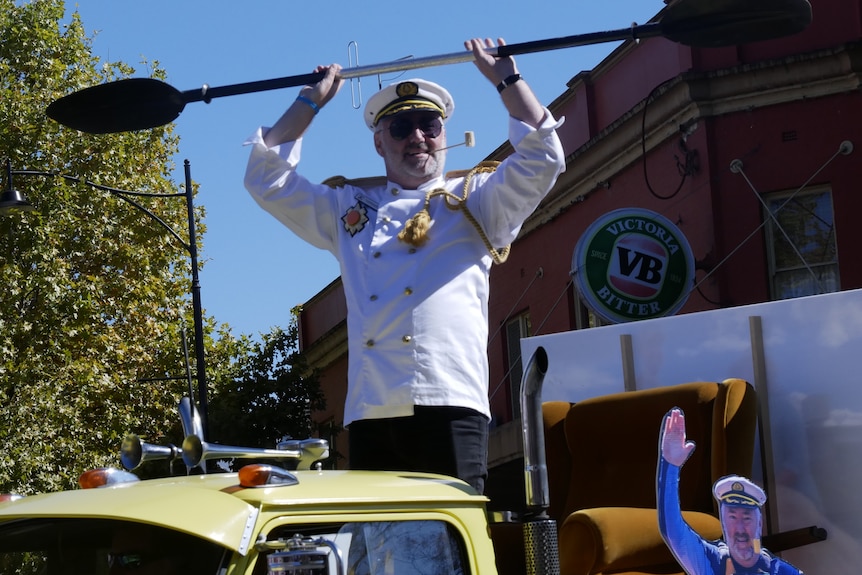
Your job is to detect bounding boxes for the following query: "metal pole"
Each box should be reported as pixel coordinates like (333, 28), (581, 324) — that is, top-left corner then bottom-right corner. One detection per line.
(184, 159), (208, 438)
(182, 25), (664, 105)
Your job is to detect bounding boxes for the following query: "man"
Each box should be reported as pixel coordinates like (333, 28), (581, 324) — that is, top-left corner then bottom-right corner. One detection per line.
(658, 407), (804, 574)
(244, 38), (565, 493)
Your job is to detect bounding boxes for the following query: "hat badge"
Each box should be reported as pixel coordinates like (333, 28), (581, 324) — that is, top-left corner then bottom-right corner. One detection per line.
(396, 82), (419, 97)
(732, 481), (744, 492)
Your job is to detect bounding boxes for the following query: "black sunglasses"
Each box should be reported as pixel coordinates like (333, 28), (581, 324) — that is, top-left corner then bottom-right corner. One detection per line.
(108, 552), (159, 570)
(387, 115), (443, 141)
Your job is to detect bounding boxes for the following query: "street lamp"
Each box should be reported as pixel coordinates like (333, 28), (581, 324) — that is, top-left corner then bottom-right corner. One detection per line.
(1, 158), (209, 437)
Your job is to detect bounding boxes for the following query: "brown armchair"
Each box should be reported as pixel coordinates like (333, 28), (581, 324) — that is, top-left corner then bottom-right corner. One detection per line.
(543, 379), (757, 575)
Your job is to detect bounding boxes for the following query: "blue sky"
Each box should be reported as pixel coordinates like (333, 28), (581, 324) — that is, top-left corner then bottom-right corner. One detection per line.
(67, 0), (663, 338)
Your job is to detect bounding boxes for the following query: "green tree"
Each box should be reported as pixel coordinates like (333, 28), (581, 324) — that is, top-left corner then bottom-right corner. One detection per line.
(0, 0), (225, 494)
(0, 0), (323, 494)
(208, 315), (325, 454)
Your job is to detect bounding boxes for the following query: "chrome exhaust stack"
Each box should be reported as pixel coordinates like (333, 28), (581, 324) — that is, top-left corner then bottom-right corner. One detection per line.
(518, 346), (559, 575)
(521, 346), (550, 513)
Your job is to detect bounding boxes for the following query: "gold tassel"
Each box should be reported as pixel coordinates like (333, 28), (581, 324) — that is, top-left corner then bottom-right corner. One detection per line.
(396, 162), (511, 263)
(398, 206), (432, 247)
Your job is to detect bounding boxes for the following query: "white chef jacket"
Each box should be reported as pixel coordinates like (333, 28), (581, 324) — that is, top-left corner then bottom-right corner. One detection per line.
(244, 109), (565, 425)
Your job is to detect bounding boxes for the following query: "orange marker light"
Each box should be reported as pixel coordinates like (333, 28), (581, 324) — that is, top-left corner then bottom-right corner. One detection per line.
(238, 464), (298, 488)
(78, 467), (140, 489)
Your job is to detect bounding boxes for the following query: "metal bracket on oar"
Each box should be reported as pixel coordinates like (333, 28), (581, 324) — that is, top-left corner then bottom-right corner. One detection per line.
(46, 0), (812, 134)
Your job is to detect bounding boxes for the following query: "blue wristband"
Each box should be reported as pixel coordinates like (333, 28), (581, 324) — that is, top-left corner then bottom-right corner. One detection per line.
(296, 95), (320, 115)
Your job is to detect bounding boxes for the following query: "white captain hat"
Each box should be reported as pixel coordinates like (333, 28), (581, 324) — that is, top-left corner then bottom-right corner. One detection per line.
(713, 475), (767, 507)
(364, 79), (454, 130)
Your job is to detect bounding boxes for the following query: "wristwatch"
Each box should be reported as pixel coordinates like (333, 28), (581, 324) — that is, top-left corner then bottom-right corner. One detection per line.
(496, 74), (522, 93)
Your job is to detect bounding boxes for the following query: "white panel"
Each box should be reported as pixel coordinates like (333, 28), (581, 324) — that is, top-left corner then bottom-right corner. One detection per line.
(521, 289), (862, 572)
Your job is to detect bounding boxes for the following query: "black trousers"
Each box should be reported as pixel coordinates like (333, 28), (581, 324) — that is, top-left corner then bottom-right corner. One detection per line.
(348, 405), (489, 493)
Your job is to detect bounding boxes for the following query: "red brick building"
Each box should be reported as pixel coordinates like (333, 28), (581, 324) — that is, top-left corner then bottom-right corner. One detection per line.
(298, 0), (862, 494)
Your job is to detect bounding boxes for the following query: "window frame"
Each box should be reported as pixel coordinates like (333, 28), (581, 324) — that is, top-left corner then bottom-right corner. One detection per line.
(505, 312), (532, 420)
(762, 185), (840, 300)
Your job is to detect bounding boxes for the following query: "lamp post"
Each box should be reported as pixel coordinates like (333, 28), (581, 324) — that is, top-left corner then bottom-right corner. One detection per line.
(1, 158), (209, 437)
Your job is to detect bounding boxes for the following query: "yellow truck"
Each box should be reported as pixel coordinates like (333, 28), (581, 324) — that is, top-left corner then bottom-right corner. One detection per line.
(0, 462), (497, 575)
(0, 357), (555, 575)
(0, 394), (515, 575)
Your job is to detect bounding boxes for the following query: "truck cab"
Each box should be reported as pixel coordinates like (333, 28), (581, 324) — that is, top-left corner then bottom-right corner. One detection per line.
(0, 465), (497, 575)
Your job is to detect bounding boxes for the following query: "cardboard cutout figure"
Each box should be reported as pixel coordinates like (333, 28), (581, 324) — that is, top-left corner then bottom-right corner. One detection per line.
(657, 407), (805, 574)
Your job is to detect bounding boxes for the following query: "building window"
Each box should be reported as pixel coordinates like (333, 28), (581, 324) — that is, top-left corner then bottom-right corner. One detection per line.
(764, 187), (839, 300)
(574, 296), (608, 330)
(506, 312), (531, 419)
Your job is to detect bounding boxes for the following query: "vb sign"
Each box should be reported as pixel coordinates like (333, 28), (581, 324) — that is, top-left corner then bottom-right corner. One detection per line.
(572, 208), (694, 323)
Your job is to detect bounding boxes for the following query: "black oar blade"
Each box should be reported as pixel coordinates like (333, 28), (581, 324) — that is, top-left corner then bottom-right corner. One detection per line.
(46, 78), (186, 134)
(662, 0), (812, 47)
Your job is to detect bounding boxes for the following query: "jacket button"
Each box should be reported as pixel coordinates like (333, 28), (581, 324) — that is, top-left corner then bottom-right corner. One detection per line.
(370, 295), (378, 301)
(373, 251), (382, 258)
(390, 188), (400, 196)
(366, 339), (375, 347)
(403, 287), (413, 296)
(401, 335), (412, 343)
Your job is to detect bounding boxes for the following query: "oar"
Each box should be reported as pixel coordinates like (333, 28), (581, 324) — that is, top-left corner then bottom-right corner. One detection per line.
(46, 0), (811, 134)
